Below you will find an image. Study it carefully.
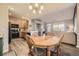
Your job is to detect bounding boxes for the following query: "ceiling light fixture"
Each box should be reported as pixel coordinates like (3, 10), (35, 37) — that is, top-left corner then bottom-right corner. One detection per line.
(8, 7), (15, 12)
(29, 3), (44, 14)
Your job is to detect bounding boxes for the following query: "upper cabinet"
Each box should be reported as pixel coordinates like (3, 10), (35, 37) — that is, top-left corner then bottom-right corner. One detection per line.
(19, 19), (28, 29)
(9, 15), (29, 30)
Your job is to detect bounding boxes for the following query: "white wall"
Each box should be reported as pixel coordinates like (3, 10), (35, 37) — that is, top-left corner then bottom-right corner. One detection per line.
(64, 20), (73, 32)
(0, 5), (9, 53)
(74, 14), (77, 33)
(76, 4), (79, 47)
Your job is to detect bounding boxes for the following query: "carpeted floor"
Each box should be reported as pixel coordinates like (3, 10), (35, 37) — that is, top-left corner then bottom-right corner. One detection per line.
(3, 38), (79, 56)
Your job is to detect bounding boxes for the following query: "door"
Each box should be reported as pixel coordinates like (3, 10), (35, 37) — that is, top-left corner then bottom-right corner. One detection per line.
(36, 23), (41, 36)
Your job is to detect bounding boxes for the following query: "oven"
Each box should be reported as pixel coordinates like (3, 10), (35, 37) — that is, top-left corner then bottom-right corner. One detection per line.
(9, 23), (20, 43)
(10, 28), (19, 38)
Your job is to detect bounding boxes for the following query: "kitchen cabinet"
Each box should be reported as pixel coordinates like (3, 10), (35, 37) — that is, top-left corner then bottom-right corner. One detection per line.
(20, 31), (27, 38)
(0, 35), (3, 56)
(19, 19), (28, 29)
(9, 15), (29, 38)
(20, 20), (29, 38)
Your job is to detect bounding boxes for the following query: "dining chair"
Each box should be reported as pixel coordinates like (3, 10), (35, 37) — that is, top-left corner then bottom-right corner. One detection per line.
(51, 34), (64, 56)
(47, 32), (55, 36)
(25, 35), (47, 56)
(31, 33), (38, 37)
(56, 32), (62, 37)
(25, 35), (36, 56)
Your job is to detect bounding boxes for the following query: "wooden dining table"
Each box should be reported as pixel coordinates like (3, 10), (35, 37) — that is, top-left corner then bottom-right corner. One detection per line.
(30, 36), (60, 56)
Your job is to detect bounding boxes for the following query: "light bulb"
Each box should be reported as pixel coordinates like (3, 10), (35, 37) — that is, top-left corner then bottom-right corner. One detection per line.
(33, 9), (36, 13)
(35, 3), (39, 7)
(29, 5), (32, 10)
(40, 5), (44, 10)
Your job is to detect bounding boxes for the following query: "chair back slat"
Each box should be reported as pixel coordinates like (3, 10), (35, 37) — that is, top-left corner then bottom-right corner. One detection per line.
(25, 35), (34, 49)
(47, 32), (55, 36)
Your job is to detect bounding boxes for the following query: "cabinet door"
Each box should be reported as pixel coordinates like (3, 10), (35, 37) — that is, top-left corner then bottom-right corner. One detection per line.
(19, 20), (26, 28)
(0, 38), (3, 56)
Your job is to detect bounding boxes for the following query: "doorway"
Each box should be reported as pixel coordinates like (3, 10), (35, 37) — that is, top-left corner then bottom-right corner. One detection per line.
(36, 23), (41, 36)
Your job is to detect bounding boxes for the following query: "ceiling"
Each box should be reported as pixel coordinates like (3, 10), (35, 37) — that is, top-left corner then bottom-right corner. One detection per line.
(6, 3), (76, 22)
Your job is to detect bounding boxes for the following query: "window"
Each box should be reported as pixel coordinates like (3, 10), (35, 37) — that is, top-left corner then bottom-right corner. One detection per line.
(53, 24), (59, 31)
(59, 23), (64, 31)
(47, 24), (52, 32)
(52, 23), (65, 32)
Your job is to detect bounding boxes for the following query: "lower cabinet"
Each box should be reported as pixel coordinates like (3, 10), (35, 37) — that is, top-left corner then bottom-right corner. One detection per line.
(20, 32), (27, 39)
(0, 37), (3, 56)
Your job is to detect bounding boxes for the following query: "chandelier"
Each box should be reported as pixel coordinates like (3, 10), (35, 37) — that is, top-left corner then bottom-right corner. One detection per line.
(28, 3), (44, 14)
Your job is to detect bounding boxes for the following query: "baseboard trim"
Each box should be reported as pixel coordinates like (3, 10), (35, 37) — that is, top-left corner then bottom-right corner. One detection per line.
(61, 42), (76, 46)
(76, 46), (79, 48)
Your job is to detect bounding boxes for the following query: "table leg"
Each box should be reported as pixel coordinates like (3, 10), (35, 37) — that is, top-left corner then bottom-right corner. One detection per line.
(47, 48), (51, 56)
